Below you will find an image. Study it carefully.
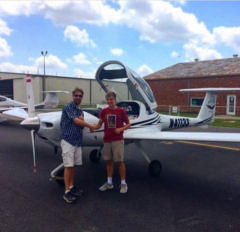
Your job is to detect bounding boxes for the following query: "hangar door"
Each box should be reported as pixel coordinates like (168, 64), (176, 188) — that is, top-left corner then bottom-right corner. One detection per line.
(0, 80), (13, 98)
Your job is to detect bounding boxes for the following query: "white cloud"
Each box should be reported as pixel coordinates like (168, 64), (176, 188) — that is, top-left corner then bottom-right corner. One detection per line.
(0, 18), (12, 36)
(170, 0), (187, 5)
(41, 1), (117, 25)
(0, 19), (12, 58)
(0, 0), (238, 77)
(0, 1), (216, 48)
(171, 51), (180, 58)
(35, 54), (67, 72)
(0, 62), (37, 74)
(0, 54), (68, 74)
(0, 37), (12, 58)
(118, 1), (215, 46)
(137, 64), (153, 77)
(183, 43), (222, 61)
(213, 26), (240, 52)
(110, 48), (124, 56)
(74, 68), (95, 79)
(0, 1), (38, 16)
(93, 57), (103, 66)
(72, 53), (91, 65)
(0, 1), (214, 46)
(64, 25), (96, 48)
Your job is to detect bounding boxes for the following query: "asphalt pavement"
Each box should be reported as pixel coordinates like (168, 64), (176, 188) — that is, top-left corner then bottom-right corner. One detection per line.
(1, 121), (240, 232)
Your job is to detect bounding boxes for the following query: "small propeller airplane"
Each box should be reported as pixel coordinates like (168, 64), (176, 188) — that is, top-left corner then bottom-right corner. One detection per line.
(2, 61), (240, 184)
(0, 82), (68, 123)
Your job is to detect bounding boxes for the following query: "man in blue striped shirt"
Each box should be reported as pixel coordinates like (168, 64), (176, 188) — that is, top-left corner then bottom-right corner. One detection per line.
(60, 87), (93, 204)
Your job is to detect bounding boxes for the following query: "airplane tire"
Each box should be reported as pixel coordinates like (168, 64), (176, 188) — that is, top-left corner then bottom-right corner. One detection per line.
(148, 160), (162, 176)
(89, 149), (101, 163)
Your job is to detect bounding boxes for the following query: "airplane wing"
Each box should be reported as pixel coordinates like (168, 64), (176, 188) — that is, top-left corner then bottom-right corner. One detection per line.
(0, 106), (27, 113)
(0, 108), (28, 121)
(124, 127), (240, 142)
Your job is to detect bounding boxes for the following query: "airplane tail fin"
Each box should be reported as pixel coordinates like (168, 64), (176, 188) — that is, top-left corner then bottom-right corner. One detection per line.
(43, 91), (59, 109)
(197, 91), (216, 123)
(180, 87), (240, 124)
(35, 91), (69, 109)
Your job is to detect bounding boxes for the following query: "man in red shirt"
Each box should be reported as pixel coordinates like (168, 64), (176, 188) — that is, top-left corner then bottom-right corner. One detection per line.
(92, 91), (130, 193)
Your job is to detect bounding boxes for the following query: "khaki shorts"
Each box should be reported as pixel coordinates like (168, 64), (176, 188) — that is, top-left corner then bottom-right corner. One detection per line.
(103, 140), (124, 162)
(61, 139), (82, 167)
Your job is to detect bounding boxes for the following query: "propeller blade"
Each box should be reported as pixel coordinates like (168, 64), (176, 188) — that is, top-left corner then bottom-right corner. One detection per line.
(22, 74), (39, 173)
(31, 130), (37, 173)
(25, 73), (35, 117)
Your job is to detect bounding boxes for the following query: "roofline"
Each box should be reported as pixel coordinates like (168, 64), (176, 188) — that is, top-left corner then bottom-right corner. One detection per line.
(0, 71), (125, 83)
(144, 73), (240, 81)
(0, 71), (95, 80)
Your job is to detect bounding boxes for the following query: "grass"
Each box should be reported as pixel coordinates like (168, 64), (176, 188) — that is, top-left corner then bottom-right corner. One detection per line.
(211, 118), (240, 128)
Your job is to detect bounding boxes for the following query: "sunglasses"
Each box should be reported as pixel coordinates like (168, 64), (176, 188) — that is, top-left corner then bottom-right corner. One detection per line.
(73, 94), (83, 98)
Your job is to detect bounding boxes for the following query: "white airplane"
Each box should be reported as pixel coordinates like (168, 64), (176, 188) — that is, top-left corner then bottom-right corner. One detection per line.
(3, 60), (240, 183)
(0, 75), (68, 123)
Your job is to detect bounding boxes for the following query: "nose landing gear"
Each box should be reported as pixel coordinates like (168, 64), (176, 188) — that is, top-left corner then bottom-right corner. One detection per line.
(50, 163), (64, 186)
(89, 149), (102, 163)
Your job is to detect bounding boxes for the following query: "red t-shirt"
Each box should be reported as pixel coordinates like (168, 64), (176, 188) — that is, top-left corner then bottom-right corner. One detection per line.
(99, 107), (129, 143)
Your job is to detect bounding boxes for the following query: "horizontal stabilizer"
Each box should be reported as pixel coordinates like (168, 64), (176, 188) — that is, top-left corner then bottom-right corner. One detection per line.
(37, 90), (69, 109)
(180, 87), (240, 92)
(43, 90), (69, 94)
(179, 87), (240, 124)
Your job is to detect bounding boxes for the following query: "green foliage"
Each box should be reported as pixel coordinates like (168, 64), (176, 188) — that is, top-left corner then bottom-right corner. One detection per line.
(211, 119), (240, 128)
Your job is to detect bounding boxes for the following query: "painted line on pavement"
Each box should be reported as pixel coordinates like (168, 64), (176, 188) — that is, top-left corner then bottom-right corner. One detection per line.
(176, 140), (240, 151)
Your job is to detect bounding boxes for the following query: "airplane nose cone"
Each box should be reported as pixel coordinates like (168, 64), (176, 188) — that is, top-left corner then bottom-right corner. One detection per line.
(20, 117), (40, 131)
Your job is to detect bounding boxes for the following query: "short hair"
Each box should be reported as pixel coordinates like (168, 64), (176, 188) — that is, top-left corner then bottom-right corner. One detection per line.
(72, 87), (84, 96)
(105, 91), (116, 99)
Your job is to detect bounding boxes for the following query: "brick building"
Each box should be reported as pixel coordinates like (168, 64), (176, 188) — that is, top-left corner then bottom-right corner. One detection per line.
(144, 57), (240, 116)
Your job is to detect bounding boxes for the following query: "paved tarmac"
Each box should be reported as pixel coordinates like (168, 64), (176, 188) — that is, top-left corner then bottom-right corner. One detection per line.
(1, 122), (240, 232)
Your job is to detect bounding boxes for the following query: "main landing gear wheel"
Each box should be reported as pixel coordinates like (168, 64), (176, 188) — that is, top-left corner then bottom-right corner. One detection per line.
(89, 149), (101, 163)
(148, 160), (162, 176)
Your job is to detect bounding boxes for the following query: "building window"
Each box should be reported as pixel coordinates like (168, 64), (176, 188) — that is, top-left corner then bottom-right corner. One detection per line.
(191, 98), (204, 107)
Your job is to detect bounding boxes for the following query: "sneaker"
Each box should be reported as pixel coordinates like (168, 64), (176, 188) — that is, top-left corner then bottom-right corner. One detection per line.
(70, 186), (84, 197)
(99, 182), (114, 191)
(63, 191), (77, 204)
(120, 184), (128, 194)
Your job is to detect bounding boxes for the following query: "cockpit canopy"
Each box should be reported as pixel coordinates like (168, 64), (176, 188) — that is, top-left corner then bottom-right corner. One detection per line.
(95, 60), (157, 111)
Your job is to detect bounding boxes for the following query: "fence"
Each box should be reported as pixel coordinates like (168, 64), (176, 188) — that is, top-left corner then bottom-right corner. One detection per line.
(156, 105), (240, 116)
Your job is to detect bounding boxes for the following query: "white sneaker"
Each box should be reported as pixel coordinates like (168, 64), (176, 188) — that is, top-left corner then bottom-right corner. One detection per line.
(99, 182), (114, 191)
(120, 183), (128, 194)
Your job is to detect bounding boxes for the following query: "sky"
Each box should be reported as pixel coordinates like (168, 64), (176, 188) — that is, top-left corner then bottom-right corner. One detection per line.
(0, 0), (240, 79)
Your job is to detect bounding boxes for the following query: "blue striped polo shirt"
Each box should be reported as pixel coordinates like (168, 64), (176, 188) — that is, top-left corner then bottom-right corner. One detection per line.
(60, 101), (84, 146)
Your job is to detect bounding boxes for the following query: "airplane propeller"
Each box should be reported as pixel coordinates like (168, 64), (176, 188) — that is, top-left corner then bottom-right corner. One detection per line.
(20, 118), (40, 173)
(31, 129), (37, 173)
(20, 74), (40, 173)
